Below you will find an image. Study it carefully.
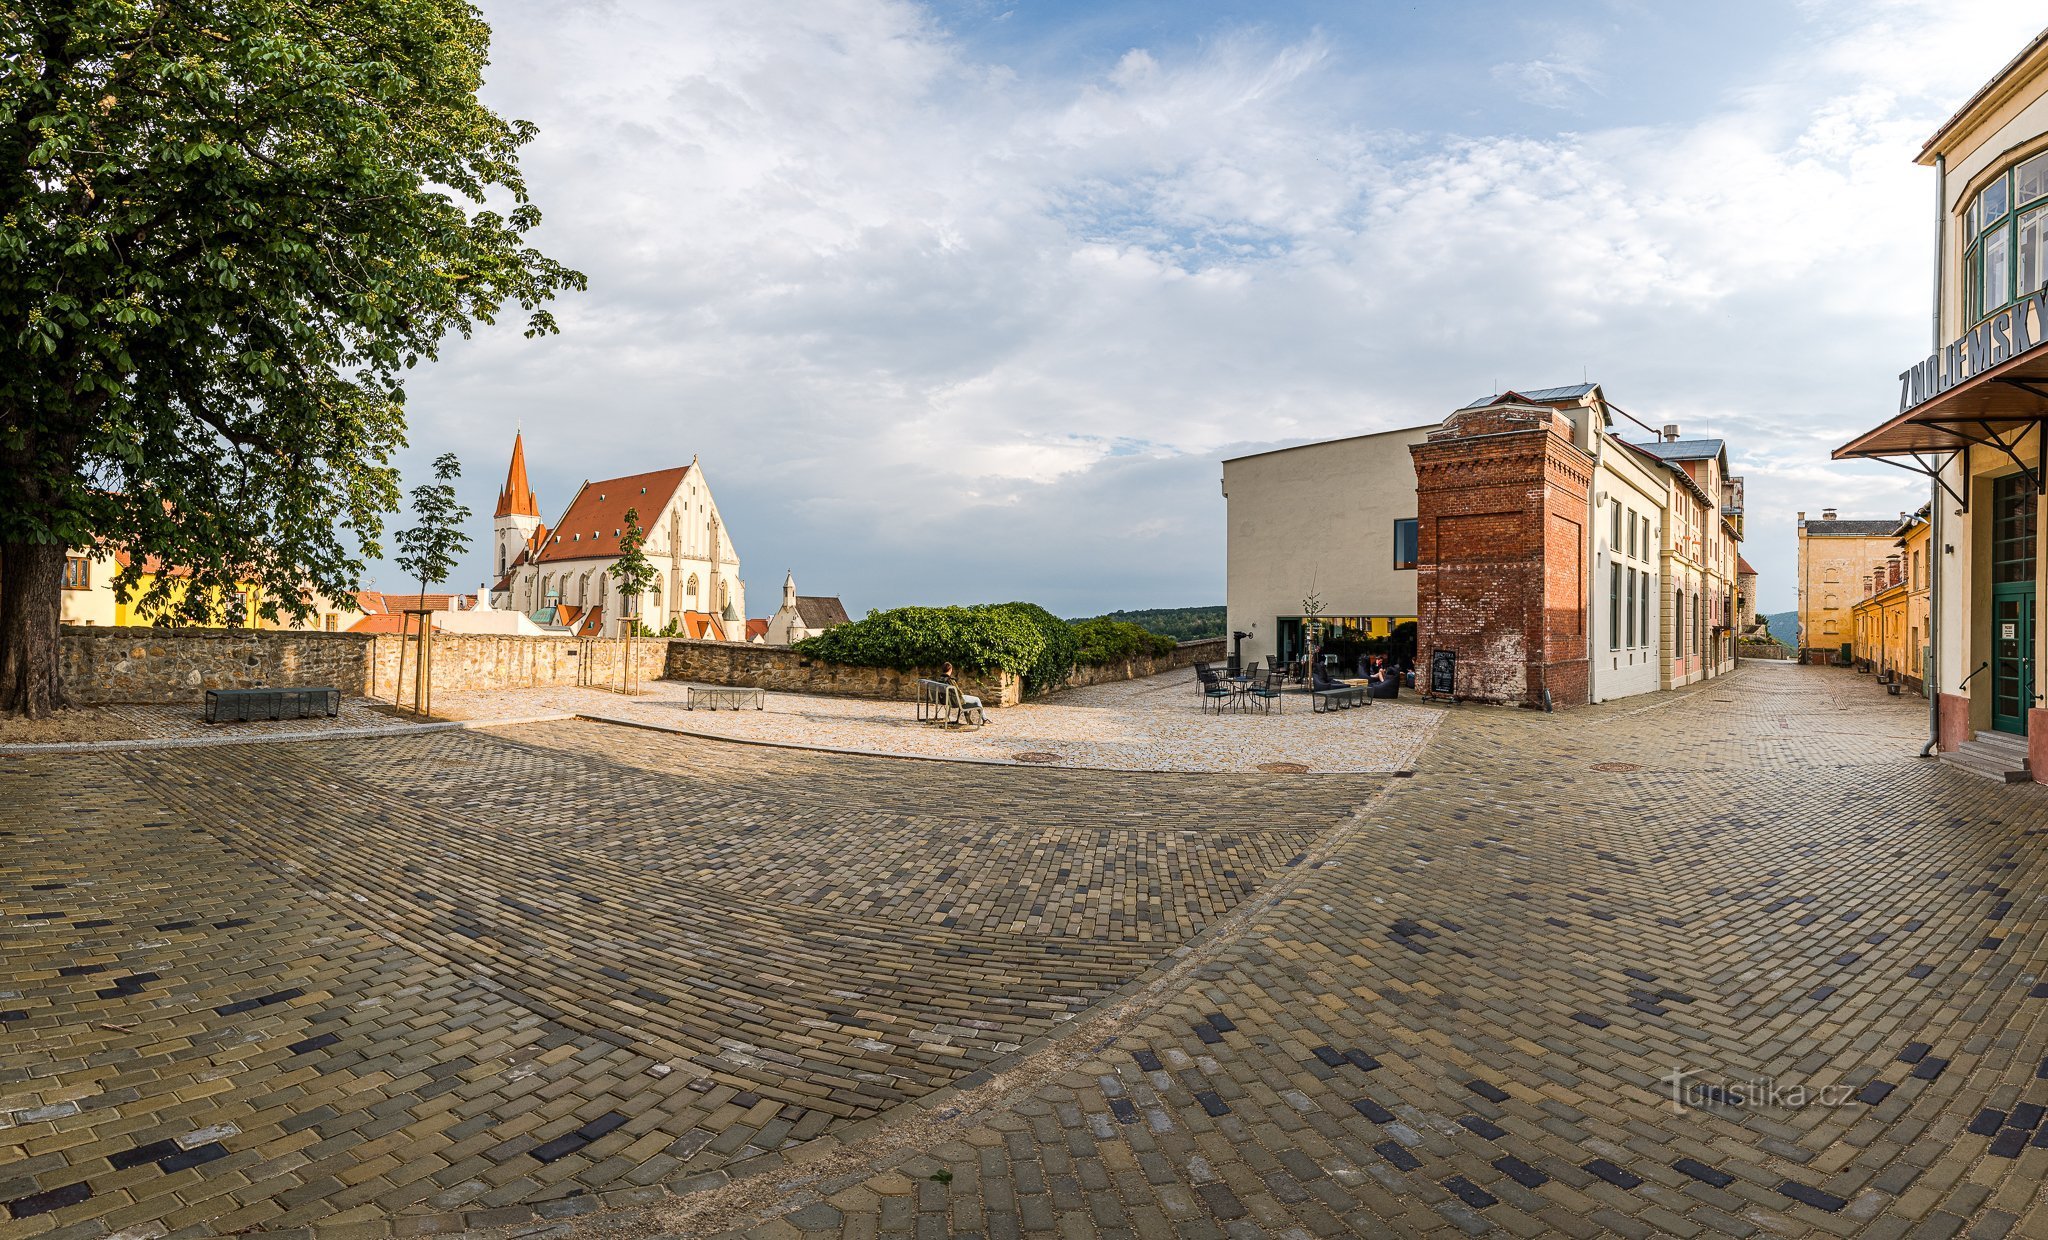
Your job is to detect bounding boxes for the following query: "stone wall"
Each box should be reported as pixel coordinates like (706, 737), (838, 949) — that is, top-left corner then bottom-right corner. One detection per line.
(662, 640), (1021, 707)
(59, 625), (375, 704)
(1063, 638), (1226, 690)
(367, 632), (667, 699)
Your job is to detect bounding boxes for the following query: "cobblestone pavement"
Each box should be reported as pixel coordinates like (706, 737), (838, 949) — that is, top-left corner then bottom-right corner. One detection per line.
(6, 663), (2047, 1240)
(0, 720), (1373, 1239)
(421, 673), (1442, 774)
(635, 663), (2042, 1239)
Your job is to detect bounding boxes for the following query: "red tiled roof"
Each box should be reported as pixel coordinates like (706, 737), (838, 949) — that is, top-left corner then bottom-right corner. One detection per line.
(745, 618), (769, 642)
(1737, 555), (1757, 576)
(534, 467), (691, 565)
(348, 613), (432, 634)
(682, 610), (725, 641)
(495, 432), (541, 519)
(357, 591), (459, 614)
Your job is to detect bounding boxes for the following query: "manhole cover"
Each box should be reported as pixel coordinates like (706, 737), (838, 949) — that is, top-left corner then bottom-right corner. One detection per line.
(1590, 761), (1643, 772)
(1257, 762), (1311, 774)
(1013, 752), (1064, 764)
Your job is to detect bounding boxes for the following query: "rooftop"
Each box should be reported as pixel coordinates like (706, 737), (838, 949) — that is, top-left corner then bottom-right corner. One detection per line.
(1803, 519), (1900, 536)
(1458, 382), (1597, 409)
(1632, 438), (1726, 462)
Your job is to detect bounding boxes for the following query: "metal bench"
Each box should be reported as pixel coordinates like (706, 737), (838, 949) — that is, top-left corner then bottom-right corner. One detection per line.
(1311, 685), (1367, 713)
(916, 678), (985, 728)
(685, 686), (765, 711)
(204, 687), (341, 724)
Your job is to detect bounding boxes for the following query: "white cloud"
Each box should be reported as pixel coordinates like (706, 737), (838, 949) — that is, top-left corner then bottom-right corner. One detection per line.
(395, 0), (2047, 615)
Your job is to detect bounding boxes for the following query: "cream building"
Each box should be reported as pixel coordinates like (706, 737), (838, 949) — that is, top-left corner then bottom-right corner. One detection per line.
(1835, 27), (2048, 767)
(1794, 511), (1898, 662)
(763, 572), (850, 647)
(1221, 423), (1433, 672)
(1221, 382), (1742, 702)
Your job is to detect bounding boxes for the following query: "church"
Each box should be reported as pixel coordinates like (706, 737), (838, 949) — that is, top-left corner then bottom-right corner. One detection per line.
(489, 432), (746, 639)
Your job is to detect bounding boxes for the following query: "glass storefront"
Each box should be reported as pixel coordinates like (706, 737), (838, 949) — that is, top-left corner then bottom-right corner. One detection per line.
(1272, 615), (1418, 670)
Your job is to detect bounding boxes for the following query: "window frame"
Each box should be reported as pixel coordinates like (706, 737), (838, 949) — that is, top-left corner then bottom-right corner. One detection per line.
(1609, 563), (1621, 651)
(1392, 518), (1419, 571)
(60, 557), (91, 590)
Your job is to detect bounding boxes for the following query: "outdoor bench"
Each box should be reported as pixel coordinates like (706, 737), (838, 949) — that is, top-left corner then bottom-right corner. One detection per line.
(1311, 685), (1367, 713)
(916, 678), (985, 728)
(685, 686), (765, 710)
(204, 687), (340, 724)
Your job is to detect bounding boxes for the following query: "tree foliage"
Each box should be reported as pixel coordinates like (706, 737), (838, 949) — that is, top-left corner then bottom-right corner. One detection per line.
(797, 603), (1180, 692)
(0, 0), (583, 714)
(1070, 617), (1176, 666)
(608, 506), (656, 634)
(393, 452), (468, 596)
(1079, 606), (1225, 642)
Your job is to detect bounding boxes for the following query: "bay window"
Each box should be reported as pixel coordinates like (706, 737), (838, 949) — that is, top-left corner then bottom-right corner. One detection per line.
(1965, 150), (2048, 324)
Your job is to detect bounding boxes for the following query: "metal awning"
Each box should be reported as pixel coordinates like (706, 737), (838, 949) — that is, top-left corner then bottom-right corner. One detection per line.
(1833, 348), (2048, 506)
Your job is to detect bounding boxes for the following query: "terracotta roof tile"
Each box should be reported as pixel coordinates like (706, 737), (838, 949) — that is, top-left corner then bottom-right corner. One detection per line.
(535, 467), (691, 565)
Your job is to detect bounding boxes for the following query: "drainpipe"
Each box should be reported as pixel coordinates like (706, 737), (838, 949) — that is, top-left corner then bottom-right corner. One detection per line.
(1923, 154), (1945, 758)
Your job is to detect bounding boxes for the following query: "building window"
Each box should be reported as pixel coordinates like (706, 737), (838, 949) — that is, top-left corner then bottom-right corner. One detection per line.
(1641, 516), (1651, 556)
(1675, 592), (1685, 656)
(1643, 574), (1655, 647)
(1611, 500), (1621, 550)
(1393, 519), (1419, 570)
(1624, 568), (1637, 649)
(1626, 510), (1637, 559)
(61, 557), (90, 590)
(1966, 151), (2048, 325)
(1610, 564), (1621, 651)
(686, 572), (699, 603)
(325, 614), (338, 632)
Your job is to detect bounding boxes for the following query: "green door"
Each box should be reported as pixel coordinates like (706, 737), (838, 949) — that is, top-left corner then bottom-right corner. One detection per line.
(1990, 472), (2038, 736)
(1991, 587), (2034, 734)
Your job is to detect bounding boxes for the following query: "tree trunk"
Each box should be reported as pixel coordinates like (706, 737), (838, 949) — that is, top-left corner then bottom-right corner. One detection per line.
(0, 541), (69, 718)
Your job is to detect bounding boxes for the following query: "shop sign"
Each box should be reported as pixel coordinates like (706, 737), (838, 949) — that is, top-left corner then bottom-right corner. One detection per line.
(1899, 288), (2048, 412)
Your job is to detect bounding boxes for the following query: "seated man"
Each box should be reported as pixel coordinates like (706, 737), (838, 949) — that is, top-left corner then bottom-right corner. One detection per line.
(1367, 667), (1399, 699)
(939, 662), (986, 724)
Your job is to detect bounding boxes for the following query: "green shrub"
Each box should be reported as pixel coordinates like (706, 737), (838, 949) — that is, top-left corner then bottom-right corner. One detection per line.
(1072, 617), (1177, 666)
(794, 605), (1047, 680)
(996, 601), (1078, 693)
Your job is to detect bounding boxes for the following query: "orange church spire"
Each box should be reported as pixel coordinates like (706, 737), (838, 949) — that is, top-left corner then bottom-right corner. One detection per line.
(495, 431), (540, 519)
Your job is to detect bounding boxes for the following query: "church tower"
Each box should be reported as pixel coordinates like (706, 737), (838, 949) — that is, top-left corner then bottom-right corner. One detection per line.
(493, 431), (543, 586)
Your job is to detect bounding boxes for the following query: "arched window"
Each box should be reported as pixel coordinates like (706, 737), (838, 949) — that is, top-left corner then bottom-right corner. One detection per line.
(579, 572), (591, 604)
(542, 574), (556, 602)
(686, 572), (699, 603)
(1823, 619), (1839, 636)
(651, 571), (664, 614)
(719, 580), (731, 609)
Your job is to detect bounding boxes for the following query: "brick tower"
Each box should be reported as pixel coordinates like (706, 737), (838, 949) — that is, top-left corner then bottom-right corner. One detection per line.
(1409, 396), (1594, 708)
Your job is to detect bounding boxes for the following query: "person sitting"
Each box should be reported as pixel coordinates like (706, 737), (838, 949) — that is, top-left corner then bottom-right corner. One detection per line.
(1367, 665), (1400, 699)
(939, 662), (985, 722)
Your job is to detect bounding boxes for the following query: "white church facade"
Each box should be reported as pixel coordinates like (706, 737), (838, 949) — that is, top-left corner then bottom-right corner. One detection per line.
(488, 432), (747, 639)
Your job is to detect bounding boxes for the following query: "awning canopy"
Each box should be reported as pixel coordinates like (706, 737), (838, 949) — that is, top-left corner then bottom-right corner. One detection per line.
(1834, 349), (2048, 504)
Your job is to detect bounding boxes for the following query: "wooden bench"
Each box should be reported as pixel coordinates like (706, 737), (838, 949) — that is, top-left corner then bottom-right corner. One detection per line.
(916, 678), (985, 728)
(204, 687), (340, 724)
(685, 686), (765, 711)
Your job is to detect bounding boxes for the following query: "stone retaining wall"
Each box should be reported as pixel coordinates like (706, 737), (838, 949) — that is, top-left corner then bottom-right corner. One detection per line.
(1062, 637), (1226, 690)
(367, 632), (667, 699)
(662, 640), (1022, 708)
(59, 626), (375, 705)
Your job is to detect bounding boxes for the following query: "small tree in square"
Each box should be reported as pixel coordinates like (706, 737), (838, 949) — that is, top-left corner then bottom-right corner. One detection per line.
(609, 507), (657, 693)
(392, 453), (471, 715)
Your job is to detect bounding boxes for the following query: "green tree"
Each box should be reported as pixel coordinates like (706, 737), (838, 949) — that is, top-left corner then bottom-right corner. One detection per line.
(608, 506), (655, 692)
(0, 0), (584, 716)
(393, 453), (470, 602)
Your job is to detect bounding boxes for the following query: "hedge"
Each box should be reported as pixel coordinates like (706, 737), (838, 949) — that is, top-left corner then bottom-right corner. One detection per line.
(795, 604), (1178, 693)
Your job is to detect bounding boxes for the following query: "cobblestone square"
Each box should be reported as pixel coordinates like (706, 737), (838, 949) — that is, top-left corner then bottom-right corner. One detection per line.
(4, 663), (2046, 1239)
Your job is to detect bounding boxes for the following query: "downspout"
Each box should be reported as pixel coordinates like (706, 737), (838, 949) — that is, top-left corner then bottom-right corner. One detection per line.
(1923, 154), (1945, 757)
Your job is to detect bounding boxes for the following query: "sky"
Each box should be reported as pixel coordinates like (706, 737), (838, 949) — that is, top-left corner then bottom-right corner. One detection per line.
(373, 0), (2048, 616)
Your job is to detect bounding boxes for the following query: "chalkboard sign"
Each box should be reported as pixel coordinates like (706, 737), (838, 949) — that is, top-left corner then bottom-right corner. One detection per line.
(1429, 649), (1456, 696)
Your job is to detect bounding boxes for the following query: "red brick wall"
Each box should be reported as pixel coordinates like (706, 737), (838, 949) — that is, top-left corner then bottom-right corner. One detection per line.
(1411, 407), (1593, 708)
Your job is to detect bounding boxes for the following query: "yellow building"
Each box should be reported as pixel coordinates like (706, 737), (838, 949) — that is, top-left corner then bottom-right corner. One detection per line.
(1795, 510), (1904, 662)
(60, 547), (358, 632)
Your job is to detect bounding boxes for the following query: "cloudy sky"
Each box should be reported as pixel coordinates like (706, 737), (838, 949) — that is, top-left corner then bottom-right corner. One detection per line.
(381, 0), (2046, 616)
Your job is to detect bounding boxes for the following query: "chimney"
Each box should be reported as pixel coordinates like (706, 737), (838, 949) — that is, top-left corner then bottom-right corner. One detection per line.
(1661, 423), (1680, 442)
(1822, 507), (1837, 520)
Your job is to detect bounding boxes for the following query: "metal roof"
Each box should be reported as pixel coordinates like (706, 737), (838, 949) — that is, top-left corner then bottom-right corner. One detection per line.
(1633, 438), (1726, 461)
(1801, 519), (1899, 536)
(1458, 383), (1597, 410)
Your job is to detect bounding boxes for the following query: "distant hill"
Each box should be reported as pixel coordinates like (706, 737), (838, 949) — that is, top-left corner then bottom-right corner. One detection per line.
(1763, 610), (1798, 647)
(1080, 606), (1226, 642)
